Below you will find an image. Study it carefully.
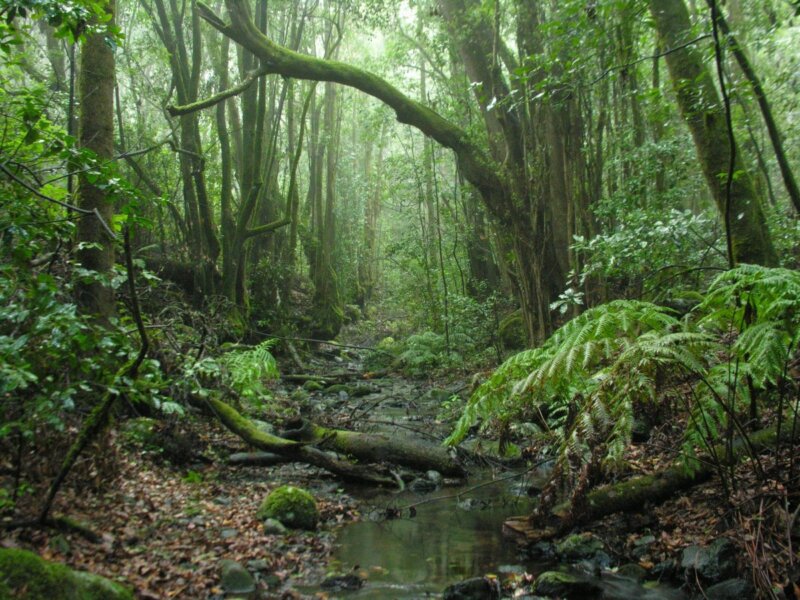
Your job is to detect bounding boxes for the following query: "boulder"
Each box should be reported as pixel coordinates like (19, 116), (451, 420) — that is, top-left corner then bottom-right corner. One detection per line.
(321, 573), (364, 591)
(680, 538), (737, 585)
(443, 576), (501, 600)
(0, 547), (133, 599)
(256, 485), (319, 530)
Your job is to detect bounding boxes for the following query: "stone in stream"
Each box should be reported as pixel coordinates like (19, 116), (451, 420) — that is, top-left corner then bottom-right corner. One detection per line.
(443, 576), (501, 600)
(533, 570), (603, 598)
(219, 559), (256, 596)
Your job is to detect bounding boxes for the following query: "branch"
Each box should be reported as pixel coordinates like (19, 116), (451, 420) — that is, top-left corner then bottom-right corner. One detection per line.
(244, 216), (290, 240)
(0, 162), (117, 241)
(591, 34), (712, 85)
(196, 0), (506, 215)
(167, 66), (270, 116)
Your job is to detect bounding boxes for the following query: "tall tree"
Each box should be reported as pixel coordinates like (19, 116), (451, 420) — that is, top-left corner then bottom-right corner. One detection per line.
(76, 0), (116, 320)
(648, 0), (778, 266)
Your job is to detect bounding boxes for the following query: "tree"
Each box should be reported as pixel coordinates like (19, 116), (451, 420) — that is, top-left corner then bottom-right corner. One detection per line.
(75, 0), (116, 320)
(648, 0), (778, 266)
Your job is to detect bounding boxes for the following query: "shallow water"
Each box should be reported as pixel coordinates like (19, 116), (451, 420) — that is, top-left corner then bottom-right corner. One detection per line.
(319, 472), (543, 598)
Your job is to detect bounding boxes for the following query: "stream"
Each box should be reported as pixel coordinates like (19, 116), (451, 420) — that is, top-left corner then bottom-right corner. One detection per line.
(295, 350), (687, 599)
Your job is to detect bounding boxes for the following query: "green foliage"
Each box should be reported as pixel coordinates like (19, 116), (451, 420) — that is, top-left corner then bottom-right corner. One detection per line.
(572, 208), (724, 301)
(181, 340), (279, 407)
(451, 267), (800, 487)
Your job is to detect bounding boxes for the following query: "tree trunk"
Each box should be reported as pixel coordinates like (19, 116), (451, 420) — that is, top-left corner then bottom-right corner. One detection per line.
(76, 0), (116, 321)
(281, 418), (466, 477)
(648, 0), (777, 266)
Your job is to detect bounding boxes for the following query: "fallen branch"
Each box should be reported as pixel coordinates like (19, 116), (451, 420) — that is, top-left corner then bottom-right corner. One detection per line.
(504, 426), (788, 542)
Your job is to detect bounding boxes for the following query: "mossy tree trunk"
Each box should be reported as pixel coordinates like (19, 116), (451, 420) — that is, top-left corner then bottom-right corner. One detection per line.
(648, 0), (778, 266)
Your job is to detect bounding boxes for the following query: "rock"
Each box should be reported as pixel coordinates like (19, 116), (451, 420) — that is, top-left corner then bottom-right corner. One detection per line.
(680, 538), (737, 585)
(555, 532), (606, 561)
(528, 541), (556, 559)
(631, 418), (652, 442)
(705, 578), (754, 600)
(533, 570), (602, 598)
(409, 477), (438, 493)
(219, 559), (256, 596)
(651, 559), (678, 582)
(631, 534), (657, 559)
(443, 576), (501, 599)
(220, 528), (238, 539)
(262, 518), (288, 535)
(616, 563), (648, 581)
(0, 547), (134, 599)
(321, 573), (364, 591)
(256, 485), (319, 530)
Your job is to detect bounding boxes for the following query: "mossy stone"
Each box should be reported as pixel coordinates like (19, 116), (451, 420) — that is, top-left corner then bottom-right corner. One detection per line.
(555, 532), (605, 560)
(534, 570), (602, 598)
(303, 380), (324, 391)
(0, 547), (133, 599)
(256, 485), (319, 530)
(219, 559), (256, 595)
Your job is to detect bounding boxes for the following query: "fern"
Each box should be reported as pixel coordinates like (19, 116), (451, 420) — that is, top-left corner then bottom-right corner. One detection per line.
(219, 339), (279, 399)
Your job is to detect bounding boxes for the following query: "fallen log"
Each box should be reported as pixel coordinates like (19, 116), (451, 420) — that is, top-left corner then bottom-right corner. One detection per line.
(281, 417), (466, 477)
(207, 398), (395, 486)
(505, 426), (786, 543)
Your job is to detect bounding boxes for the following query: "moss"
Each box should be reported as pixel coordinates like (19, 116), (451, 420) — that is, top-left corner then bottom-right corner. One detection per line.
(0, 548), (133, 599)
(256, 485), (319, 530)
(534, 570), (602, 598)
(303, 380), (324, 391)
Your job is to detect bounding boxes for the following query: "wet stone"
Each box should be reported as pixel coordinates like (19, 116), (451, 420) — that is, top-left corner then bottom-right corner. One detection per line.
(443, 576), (501, 600)
(680, 538), (737, 585)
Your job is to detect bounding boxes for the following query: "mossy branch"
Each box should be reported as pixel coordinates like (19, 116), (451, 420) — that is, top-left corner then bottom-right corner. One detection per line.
(244, 217), (290, 240)
(167, 66), (270, 116)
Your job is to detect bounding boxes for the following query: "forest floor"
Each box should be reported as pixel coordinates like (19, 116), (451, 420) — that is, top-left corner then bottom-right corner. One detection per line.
(1, 338), (796, 599)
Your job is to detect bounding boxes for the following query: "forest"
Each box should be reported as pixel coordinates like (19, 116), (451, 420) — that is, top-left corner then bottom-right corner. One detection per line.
(1, 0), (799, 598)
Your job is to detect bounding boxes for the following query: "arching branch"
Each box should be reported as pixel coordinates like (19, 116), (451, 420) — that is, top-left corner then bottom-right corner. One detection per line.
(195, 0), (508, 220)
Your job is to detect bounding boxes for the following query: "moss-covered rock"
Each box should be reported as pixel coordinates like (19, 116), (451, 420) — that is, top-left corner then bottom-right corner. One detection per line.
(256, 485), (319, 530)
(555, 532), (606, 560)
(498, 310), (526, 350)
(0, 548), (133, 599)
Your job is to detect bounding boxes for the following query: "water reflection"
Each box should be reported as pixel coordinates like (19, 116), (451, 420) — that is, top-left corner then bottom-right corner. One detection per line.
(327, 475), (539, 597)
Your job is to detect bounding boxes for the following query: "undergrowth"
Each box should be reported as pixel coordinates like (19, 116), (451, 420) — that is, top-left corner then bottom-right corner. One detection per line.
(449, 264), (800, 508)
